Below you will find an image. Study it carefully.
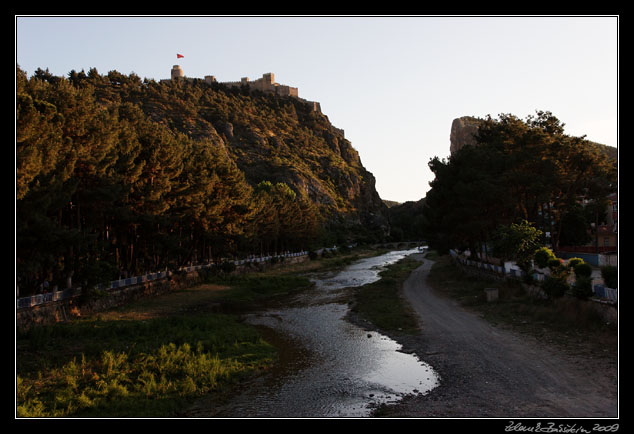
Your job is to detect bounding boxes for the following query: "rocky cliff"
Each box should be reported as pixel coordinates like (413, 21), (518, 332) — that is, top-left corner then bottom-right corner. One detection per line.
(449, 116), (482, 154)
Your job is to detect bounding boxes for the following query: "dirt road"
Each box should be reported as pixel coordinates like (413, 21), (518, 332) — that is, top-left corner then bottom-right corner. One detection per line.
(378, 256), (618, 418)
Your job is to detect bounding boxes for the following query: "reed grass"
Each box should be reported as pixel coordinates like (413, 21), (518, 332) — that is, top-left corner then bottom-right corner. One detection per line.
(16, 313), (276, 417)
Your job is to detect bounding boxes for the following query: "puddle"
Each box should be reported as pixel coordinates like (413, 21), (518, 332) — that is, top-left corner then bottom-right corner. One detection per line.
(194, 249), (440, 417)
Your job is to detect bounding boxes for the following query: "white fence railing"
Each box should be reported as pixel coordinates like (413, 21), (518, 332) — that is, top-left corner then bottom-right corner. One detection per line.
(599, 253), (618, 267)
(592, 284), (618, 302)
(449, 249), (617, 303)
(17, 251), (308, 310)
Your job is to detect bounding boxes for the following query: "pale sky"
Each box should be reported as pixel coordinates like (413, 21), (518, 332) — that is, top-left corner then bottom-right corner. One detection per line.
(15, 15), (619, 203)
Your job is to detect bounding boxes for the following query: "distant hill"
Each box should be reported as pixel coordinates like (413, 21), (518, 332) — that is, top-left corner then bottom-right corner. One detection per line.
(386, 197), (427, 242)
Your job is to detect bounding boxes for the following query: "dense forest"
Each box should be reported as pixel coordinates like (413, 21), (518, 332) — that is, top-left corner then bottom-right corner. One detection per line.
(16, 67), (389, 295)
(419, 111), (617, 257)
(385, 198), (427, 242)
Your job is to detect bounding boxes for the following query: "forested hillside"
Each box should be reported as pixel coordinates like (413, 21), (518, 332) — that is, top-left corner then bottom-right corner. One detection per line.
(16, 67), (389, 295)
(386, 198), (426, 242)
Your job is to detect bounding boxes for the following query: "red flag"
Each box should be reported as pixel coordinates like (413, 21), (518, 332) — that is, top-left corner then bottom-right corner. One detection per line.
(177, 53), (184, 58)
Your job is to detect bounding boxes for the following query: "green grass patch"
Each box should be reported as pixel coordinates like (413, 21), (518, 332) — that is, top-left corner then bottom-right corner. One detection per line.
(205, 274), (314, 310)
(16, 312), (276, 417)
(351, 256), (422, 335)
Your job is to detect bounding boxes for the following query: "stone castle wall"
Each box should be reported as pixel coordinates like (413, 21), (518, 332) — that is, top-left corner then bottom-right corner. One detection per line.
(220, 72), (299, 97)
(165, 66), (314, 110)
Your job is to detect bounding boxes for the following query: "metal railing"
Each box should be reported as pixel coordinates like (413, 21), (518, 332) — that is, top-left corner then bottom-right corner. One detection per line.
(17, 251), (308, 310)
(593, 284), (618, 302)
(16, 287), (83, 309)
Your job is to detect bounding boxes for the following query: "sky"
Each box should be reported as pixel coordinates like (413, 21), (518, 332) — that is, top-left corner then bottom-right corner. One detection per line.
(15, 15), (619, 203)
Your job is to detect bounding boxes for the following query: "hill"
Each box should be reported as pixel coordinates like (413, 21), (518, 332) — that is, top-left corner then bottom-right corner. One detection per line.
(16, 67), (389, 293)
(386, 198), (427, 242)
(141, 72), (389, 237)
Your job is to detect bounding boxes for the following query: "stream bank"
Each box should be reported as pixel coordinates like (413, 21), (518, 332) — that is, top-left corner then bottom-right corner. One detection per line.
(183, 249), (440, 417)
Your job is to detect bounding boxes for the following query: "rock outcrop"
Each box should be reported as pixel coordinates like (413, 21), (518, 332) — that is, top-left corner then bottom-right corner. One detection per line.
(449, 116), (482, 154)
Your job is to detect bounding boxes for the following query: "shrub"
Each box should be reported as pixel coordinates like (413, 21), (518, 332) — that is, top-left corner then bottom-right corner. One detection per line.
(542, 276), (569, 298)
(572, 262), (593, 279)
(567, 257), (585, 269)
(534, 247), (557, 268)
(601, 265), (618, 289)
(308, 250), (318, 260)
(547, 257), (564, 270)
(571, 276), (593, 299)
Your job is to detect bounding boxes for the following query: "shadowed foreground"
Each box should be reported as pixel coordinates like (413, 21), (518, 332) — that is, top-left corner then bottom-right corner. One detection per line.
(380, 256), (618, 418)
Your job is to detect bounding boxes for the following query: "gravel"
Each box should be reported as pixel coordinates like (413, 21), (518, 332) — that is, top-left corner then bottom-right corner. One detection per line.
(370, 255), (618, 418)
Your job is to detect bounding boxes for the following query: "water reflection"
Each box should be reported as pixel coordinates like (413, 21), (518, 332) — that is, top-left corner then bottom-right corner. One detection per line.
(208, 249), (440, 417)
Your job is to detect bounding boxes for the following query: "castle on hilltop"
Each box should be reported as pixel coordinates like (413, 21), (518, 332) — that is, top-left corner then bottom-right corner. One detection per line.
(164, 65), (322, 114)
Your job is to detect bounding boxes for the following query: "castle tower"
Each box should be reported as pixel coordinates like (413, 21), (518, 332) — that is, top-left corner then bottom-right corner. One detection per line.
(171, 65), (184, 80)
(262, 72), (274, 85)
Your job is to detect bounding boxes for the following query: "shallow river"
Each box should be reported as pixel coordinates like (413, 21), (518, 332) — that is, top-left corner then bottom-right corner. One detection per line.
(199, 249), (440, 418)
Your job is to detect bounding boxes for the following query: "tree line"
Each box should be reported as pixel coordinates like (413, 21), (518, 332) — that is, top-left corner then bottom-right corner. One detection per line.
(421, 111), (617, 260)
(16, 67), (324, 295)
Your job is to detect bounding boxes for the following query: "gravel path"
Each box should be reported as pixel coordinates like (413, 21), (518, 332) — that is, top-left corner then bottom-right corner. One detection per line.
(377, 255), (618, 418)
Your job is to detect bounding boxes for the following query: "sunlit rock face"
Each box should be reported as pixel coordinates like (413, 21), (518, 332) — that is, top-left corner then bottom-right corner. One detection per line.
(449, 116), (482, 154)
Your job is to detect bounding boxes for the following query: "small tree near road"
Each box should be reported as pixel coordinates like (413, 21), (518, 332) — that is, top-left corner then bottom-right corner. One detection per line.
(491, 220), (543, 272)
